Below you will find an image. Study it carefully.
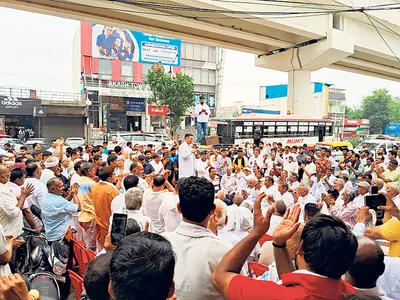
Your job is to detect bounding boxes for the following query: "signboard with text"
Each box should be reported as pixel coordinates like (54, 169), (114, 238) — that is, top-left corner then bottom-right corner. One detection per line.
(92, 24), (181, 65)
(126, 98), (145, 113)
(0, 96), (42, 116)
(148, 105), (168, 115)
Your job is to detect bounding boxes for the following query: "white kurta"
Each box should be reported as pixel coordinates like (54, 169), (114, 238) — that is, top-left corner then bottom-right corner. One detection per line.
(179, 141), (195, 178)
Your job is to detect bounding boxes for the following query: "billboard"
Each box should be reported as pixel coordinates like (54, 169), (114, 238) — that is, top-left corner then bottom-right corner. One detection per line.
(92, 24), (181, 66)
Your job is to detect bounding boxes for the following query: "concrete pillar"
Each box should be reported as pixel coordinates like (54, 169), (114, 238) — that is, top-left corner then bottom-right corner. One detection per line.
(287, 69), (311, 115)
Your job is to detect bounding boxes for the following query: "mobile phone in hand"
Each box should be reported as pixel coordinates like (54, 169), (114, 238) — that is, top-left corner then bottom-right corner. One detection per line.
(365, 194), (386, 226)
(111, 213), (128, 246)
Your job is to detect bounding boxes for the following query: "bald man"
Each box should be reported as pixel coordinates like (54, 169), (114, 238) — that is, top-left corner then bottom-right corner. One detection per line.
(345, 237), (389, 299)
(215, 199), (240, 247)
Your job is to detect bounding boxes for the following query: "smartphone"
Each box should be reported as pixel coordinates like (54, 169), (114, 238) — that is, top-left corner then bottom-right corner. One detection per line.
(371, 186), (379, 195)
(365, 194), (386, 226)
(111, 213), (128, 246)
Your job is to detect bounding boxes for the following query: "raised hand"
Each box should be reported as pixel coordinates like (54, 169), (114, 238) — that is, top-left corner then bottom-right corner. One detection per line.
(378, 193), (400, 220)
(70, 183), (79, 195)
(356, 206), (372, 225)
(272, 206), (301, 245)
(20, 184), (34, 198)
(252, 192), (274, 238)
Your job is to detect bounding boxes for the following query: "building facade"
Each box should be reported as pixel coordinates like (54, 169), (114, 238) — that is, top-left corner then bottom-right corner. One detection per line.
(74, 23), (221, 134)
(0, 86), (86, 140)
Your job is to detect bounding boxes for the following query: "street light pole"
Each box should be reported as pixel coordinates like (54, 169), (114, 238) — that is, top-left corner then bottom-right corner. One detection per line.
(168, 54), (179, 78)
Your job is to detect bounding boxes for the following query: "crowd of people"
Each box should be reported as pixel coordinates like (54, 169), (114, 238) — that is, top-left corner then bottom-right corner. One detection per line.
(1, 135), (400, 299)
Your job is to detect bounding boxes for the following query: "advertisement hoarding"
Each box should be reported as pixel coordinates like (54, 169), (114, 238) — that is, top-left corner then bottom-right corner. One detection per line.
(92, 24), (181, 66)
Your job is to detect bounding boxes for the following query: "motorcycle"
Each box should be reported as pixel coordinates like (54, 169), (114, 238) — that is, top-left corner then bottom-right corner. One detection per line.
(15, 206), (72, 299)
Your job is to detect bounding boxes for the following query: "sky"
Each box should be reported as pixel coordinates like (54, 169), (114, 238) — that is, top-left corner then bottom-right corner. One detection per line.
(1, 7), (400, 108)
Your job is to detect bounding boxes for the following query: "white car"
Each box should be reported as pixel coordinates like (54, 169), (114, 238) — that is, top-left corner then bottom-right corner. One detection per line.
(0, 138), (25, 152)
(354, 139), (400, 154)
(65, 137), (86, 149)
(144, 132), (173, 147)
(110, 133), (163, 149)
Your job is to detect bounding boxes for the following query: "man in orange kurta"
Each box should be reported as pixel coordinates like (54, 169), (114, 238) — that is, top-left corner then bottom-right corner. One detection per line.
(91, 166), (119, 250)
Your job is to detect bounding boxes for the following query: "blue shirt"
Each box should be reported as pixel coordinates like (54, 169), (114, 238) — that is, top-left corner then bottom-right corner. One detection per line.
(41, 193), (78, 242)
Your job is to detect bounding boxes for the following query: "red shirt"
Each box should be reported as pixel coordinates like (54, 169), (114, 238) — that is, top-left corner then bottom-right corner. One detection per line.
(228, 273), (355, 300)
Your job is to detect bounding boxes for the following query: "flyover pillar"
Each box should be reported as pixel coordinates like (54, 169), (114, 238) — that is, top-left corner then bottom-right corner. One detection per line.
(287, 69), (311, 116)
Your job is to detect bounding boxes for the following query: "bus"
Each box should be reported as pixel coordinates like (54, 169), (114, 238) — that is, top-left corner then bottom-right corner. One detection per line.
(216, 115), (333, 147)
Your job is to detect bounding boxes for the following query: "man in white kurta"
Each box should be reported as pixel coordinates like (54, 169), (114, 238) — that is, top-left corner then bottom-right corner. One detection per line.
(178, 133), (196, 178)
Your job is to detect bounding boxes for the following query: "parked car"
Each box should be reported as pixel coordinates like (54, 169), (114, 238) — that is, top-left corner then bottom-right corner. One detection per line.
(25, 138), (52, 152)
(0, 138), (25, 152)
(65, 137), (86, 149)
(354, 139), (400, 155)
(143, 132), (173, 147)
(110, 133), (163, 149)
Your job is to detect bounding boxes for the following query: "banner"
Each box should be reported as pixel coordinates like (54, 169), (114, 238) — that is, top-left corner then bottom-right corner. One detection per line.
(92, 24), (181, 66)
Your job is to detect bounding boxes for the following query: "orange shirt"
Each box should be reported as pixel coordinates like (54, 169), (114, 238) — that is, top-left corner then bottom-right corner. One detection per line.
(91, 182), (119, 231)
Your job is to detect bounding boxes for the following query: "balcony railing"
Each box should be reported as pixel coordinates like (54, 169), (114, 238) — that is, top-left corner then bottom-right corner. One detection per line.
(0, 85), (81, 102)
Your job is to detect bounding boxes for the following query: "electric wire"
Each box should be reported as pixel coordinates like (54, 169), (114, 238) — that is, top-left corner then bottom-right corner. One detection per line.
(364, 12), (400, 63)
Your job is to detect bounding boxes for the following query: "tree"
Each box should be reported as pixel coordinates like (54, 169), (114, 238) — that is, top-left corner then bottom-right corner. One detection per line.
(345, 106), (363, 120)
(388, 97), (400, 123)
(361, 89), (391, 134)
(145, 63), (195, 132)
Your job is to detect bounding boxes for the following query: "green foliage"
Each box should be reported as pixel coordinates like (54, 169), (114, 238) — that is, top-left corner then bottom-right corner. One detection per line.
(388, 97), (400, 123)
(345, 106), (362, 120)
(144, 64), (195, 131)
(361, 89), (391, 134)
(349, 137), (363, 148)
(345, 89), (397, 135)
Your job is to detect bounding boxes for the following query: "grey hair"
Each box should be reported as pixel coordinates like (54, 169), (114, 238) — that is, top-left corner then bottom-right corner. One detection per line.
(290, 172), (299, 181)
(372, 178), (385, 189)
(334, 178), (345, 188)
(387, 182), (400, 194)
(125, 187), (143, 210)
(80, 162), (94, 176)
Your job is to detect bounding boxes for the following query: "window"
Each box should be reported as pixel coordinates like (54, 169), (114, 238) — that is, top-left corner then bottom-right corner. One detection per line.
(193, 69), (201, 84)
(184, 67), (194, 78)
(201, 45), (209, 61)
(209, 47), (216, 63)
(142, 63), (153, 81)
(209, 70), (216, 85)
(193, 44), (202, 60)
(98, 59), (112, 79)
(201, 69), (209, 84)
(121, 61), (133, 81)
(185, 43), (194, 60)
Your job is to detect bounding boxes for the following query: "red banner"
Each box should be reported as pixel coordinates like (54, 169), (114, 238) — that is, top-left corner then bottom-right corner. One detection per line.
(148, 105), (168, 115)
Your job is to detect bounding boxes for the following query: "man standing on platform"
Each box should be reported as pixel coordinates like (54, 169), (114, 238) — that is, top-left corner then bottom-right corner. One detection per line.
(195, 96), (210, 144)
(179, 133), (196, 178)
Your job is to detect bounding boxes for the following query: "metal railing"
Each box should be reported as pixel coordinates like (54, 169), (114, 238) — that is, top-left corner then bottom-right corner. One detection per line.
(0, 86), (81, 102)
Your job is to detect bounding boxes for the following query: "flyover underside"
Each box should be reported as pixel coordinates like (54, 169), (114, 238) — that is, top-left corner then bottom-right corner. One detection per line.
(3, 0), (400, 81)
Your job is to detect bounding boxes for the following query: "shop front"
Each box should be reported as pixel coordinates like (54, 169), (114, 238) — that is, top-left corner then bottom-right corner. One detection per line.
(0, 96), (45, 139)
(98, 80), (151, 132)
(126, 98), (145, 132)
(148, 105), (168, 130)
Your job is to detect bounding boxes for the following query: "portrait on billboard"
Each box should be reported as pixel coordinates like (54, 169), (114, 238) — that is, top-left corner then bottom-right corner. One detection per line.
(92, 25), (139, 62)
(92, 24), (181, 66)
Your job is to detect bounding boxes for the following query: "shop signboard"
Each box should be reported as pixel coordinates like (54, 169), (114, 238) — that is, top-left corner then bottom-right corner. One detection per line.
(0, 96), (42, 116)
(92, 24), (181, 66)
(148, 106), (168, 115)
(126, 98), (145, 113)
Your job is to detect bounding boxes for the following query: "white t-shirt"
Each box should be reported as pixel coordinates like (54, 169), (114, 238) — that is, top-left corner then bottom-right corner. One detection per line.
(150, 160), (164, 174)
(195, 104), (211, 123)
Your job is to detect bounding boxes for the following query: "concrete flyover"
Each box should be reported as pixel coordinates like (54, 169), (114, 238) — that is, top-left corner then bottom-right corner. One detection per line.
(2, 0), (400, 115)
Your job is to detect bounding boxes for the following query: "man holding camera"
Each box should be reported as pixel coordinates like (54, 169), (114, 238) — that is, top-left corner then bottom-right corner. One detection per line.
(195, 96), (210, 144)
